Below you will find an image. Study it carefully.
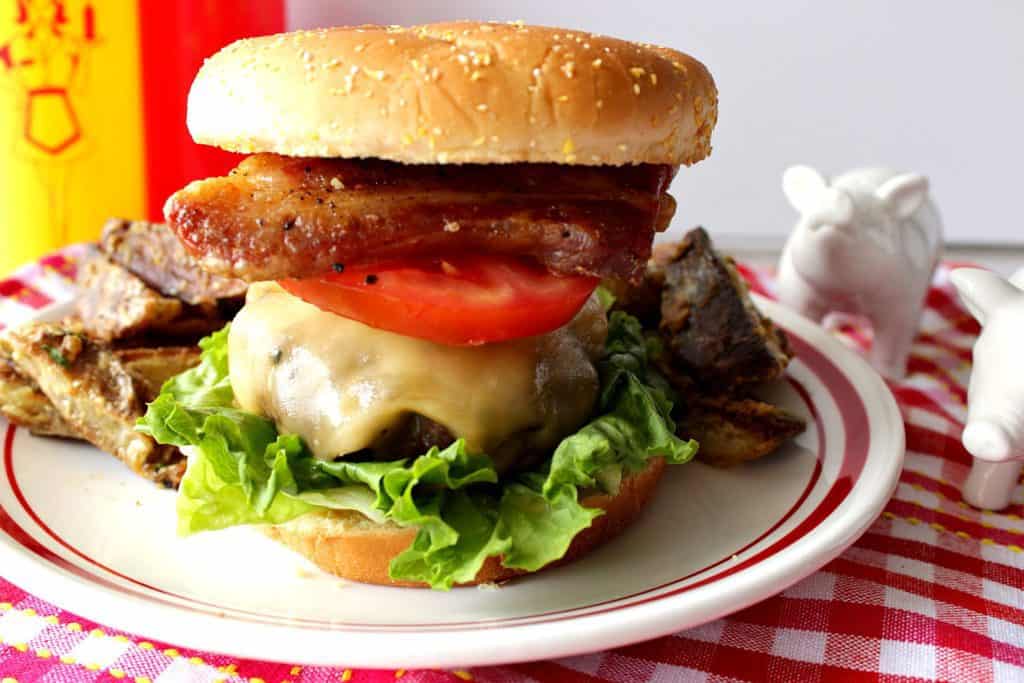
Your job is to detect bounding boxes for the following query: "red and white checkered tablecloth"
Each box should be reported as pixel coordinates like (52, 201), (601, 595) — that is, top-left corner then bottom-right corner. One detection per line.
(0, 247), (1021, 683)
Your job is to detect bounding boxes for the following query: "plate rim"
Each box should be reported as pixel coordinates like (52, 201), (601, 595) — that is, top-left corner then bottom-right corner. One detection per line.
(0, 294), (904, 668)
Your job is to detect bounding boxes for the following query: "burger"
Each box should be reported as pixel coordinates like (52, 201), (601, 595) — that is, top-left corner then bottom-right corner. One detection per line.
(139, 21), (718, 589)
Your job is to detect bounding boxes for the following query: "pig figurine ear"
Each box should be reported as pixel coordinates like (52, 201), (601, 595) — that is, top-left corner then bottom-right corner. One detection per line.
(950, 268), (1018, 325)
(782, 165), (853, 225)
(782, 165), (829, 214)
(877, 173), (929, 219)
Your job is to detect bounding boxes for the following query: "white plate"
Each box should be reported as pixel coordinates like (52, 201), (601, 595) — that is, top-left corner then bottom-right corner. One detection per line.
(0, 296), (903, 668)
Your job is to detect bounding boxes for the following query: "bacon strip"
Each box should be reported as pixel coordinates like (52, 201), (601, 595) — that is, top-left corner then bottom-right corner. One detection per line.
(165, 154), (676, 283)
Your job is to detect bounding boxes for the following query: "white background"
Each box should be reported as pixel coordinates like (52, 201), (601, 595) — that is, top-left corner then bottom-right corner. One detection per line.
(288, 1), (1024, 246)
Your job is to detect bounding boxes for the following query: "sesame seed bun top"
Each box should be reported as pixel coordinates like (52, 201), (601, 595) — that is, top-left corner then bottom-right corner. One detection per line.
(187, 21), (718, 166)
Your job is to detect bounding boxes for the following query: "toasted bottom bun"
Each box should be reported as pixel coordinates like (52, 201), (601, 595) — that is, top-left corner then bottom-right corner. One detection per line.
(264, 457), (667, 587)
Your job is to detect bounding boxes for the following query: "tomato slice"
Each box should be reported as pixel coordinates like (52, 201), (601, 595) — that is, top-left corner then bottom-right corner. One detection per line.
(278, 255), (599, 346)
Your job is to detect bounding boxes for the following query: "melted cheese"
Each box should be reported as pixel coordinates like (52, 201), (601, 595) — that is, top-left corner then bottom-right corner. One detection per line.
(229, 283), (607, 469)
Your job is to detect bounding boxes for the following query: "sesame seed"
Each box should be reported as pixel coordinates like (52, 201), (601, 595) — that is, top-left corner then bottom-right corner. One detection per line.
(633, 83), (641, 95)
(552, 44), (563, 53)
(470, 70), (481, 81)
(592, 58), (603, 68)
(650, 73), (658, 85)
(387, 38), (396, 45)
(482, 53), (492, 65)
(432, 126), (443, 135)
(457, 54), (469, 64)
(562, 138), (575, 155)
(476, 103), (489, 112)
(444, 220), (462, 232)
(618, 143), (628, 152)
(437, 152), (449, 163)
(401, 133), (413, 145)
(532, 67), (542, 78)
(630, 67), (645, 78)
(330, 177), (345, 190)
(557, 94), (569, 102)
(372, 69), (386, 80)
(354, 44), (365, 52)
(561, 61), (575, 78)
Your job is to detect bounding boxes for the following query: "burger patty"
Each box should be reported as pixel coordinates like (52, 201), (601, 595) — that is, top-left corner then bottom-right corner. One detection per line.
(165, 154), (677, 284)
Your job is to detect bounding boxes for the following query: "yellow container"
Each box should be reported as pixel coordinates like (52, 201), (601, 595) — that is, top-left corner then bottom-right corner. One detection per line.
(0, 1), (146, 275)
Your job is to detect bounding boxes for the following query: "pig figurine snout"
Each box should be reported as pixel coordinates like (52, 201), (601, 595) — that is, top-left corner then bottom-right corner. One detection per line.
(963, 420), (1013, 462)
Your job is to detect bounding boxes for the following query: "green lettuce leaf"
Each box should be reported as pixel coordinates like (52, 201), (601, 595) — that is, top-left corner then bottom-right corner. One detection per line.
(139, 310), (697, 589)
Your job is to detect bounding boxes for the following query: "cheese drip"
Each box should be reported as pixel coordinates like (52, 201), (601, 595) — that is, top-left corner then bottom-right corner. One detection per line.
(229, 283), (607, 471)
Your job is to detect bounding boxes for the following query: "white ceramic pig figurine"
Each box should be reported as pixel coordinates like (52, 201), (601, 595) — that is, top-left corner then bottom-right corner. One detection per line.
(950, 267), (1024, 510)
(778, 166), (943, 379)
